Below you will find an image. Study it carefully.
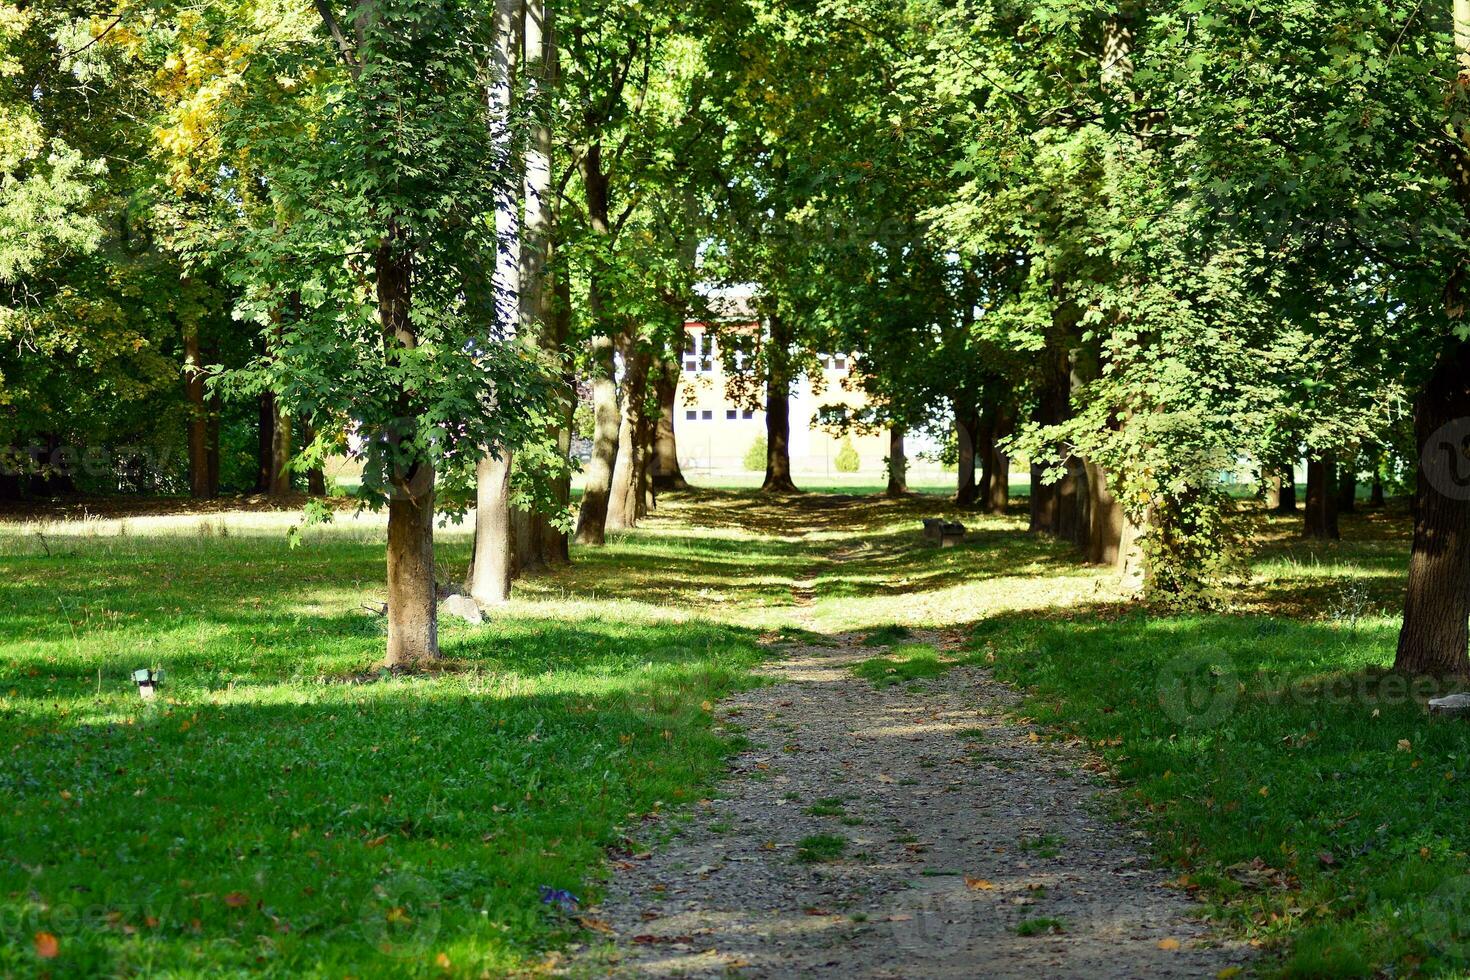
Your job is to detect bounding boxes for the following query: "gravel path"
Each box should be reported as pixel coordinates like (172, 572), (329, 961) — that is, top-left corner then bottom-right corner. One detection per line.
(569, 544), (1253, 978)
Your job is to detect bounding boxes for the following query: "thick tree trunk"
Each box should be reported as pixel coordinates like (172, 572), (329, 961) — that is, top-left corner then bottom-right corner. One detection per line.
(575, 331), (619, 544)
(762, 313), (799, 493)
(540, 267), (575, 565)
(184, 325), (214, 499)
(652, 361), (689, 490)
(1085, 462), (1126, 565)
(886, 426), (908, 498)
(256, 392), (276, 493)
(386, 477), (438, 667)
(955, 410), (979, 506)
(1370, 470), (1386, 508)
(978, 408), (1011, 515)
(608, 344), (651, 530)
(1337, 458), (1358, 514)
(467, 450), (515, 604)
(1394, 341), (1470, 677)
(1304, 455), (1340, 539)
(1277, 467), (1298, 513)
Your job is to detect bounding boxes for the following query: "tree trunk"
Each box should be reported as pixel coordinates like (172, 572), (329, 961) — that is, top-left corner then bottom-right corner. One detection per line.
(762, 312), (799, 493)
(1394, 341), (1470, 676)
(955, 410), (979, 506)
(1337, 457), (1358, 514)
(467, 450), (515, 604)
(268, 403), (292, 497)
(184, 324), (213, 499)
(1304, 455), (1340, 540)
(1276, 467), (1298, 512)
(1391, 7), (1470, 675)
(639, 407), (656, 515)
(540, 264), (575, 565)
(1265, 472), (1282, 510)
(1029, 347), (1070, 534)
(386, 478), (438, 667)
(575, 331), (619, 544)
(256, 392), (276, 493)
(1085, 461), (1126, 565)
(1370, 470), (1386, 508)
(979, 408), (1011, 515)
(652, 360), (689, 490)
(886, 426), (908, 498)
(608, 343), (651, 530)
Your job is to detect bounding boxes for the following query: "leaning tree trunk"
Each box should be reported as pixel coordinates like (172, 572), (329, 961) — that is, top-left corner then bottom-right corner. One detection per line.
(1304, 455), (1340, 540)
(886, 426), (908, 498)
(761, 313), (799, 493)
(607, 344), (651, 530)
(1394, 342), (1470, 676)
(955, 410), (979, 507)
(652, 361), (689, 490)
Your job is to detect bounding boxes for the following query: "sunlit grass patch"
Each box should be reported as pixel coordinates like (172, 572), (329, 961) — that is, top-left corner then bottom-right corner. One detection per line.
(851, 644), (948, 689)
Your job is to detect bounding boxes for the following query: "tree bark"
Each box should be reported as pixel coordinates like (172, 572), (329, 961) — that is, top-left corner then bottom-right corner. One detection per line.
(467, 449), (515, 604)
(1337, 457), (1358, 514)
(979, 408), (1011, 514)
(652, 360), (689, 490)
(386, 480), (438, 667)
(886, 426), (908, 498)
(1394, 341), (1470, 676)
(1276, 467), (1298, 512)
(377, 222), (438, 665)
(608, 343), (651, 530)
(1304, 455), (1341, 539)
(184, 322), (214, 499)
(268, 403), (292, 497)
(1370, 470), (1386, 508)
(955, 410), (979, 506)
(762, 312), (799, 493)
(1084, 462), (1125, 565)
(256, 392), (276, 493)
(1029, 347), (1070, 534)
(575, 331), (619, 544)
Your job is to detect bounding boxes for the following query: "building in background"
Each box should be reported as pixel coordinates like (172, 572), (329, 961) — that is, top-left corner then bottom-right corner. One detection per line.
(671, 300), (939, 478)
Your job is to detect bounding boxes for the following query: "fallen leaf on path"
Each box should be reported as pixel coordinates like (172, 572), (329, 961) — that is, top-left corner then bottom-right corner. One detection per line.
(876, 774), (895, 783)
(577, 916), (614, 934)
(964, 877), (994, 891)
(1158, 938), (1181, 951)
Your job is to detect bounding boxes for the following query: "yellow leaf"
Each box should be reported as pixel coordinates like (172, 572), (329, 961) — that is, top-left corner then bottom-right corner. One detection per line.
(964, 877), (994, 891)
(1258, 786), (1269, 797)
(435, 952), (451, 969)
(1157, 938), (1181, 951)
(1398, 739), (1412, 751)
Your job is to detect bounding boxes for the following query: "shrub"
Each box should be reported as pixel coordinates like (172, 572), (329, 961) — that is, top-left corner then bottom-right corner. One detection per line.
(743, 434), (767, 471)
(834, 438), (860, 473)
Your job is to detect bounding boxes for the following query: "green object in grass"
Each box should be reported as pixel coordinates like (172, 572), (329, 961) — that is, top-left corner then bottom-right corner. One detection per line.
(852, 644), (948, 688)
(796, 834), (848, 863)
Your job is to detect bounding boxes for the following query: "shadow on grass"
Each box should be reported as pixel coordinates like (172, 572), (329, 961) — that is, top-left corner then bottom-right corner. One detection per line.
(964, 603), (1470, 977)
(0, 616), (763, 976)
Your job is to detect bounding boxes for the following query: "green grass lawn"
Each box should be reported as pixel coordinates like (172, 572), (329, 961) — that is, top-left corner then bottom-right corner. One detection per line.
(0, 514), (769, 976)
(3, 488), (1467, 976)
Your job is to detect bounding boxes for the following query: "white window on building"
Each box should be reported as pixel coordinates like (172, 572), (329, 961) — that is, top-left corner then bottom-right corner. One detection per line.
(683, 331), (714, 373)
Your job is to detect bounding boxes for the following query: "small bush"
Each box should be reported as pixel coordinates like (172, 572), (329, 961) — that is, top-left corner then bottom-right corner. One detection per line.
(834, 438), (860, 473)
(743, 434), (768, 471)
